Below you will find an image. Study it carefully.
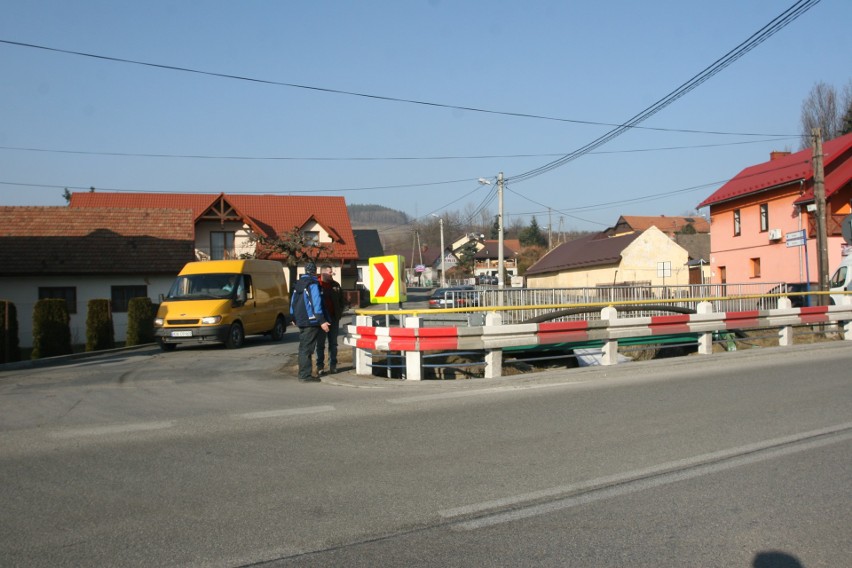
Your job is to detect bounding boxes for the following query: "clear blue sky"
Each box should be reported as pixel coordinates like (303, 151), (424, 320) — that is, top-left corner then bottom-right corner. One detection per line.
(1, 0), (849, 233)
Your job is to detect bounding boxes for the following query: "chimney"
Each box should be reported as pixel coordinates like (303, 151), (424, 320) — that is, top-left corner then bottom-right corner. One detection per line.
(770, 151), (791, 161)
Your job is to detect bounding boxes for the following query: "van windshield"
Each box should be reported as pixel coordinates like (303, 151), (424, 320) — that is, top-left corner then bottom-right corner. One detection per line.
(167, 273), (242, 300)
(830, 266), (847, 289)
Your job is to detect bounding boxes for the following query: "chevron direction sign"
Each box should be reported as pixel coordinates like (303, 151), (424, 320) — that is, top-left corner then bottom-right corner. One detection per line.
(369, 255), (407, 304)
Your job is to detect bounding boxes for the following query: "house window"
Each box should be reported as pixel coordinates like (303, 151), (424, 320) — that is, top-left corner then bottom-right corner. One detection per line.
(111, 285), (147, 313)
(733, 209), (741, 236)
(750, 257), (761, 278)
(759, 204), (769, 232)
(39, 287), (77, 314)
(719, 266), (727, 284)
(303, 231), (320, 247)
(211, 232), (236, 260)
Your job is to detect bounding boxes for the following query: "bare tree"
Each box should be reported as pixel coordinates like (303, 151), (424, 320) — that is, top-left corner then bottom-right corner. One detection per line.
(800, 80), (852, 147)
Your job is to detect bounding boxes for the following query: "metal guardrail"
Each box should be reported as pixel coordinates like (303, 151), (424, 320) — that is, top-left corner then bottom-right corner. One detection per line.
(348, 289), (852, 380)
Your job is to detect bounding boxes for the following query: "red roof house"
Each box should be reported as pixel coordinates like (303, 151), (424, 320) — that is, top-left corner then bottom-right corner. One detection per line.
(697, 132), (852, 285)
(69, 192), (359, 264)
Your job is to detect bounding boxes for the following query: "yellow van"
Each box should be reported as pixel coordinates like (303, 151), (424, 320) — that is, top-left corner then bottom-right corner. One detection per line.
(154, 259), (289, 351)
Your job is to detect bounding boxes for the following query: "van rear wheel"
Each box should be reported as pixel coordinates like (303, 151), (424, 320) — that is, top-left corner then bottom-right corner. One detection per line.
(225, 322), (245, 349)
(270, 316), (286, 341)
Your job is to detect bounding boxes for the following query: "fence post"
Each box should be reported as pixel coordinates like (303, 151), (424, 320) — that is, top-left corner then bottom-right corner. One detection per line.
(777, 297), (794, 346)
(484, 311), (503, 378)
(697, 301), (714, 355)
(354, 315), (372, 376)
(404, 316), (422, 381)
(600, 306), (619, 365)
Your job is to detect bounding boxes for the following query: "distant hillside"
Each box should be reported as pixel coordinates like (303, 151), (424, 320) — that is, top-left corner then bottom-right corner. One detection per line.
(348, 204), (409, 228)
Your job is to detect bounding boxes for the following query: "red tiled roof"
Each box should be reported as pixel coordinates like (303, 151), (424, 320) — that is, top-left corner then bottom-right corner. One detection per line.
(69, 192), (359, 259)
(525, 231), (642, 275)
(698, 132), (852, 208)
(618, 215), (709, 233)
(1, 207), (195, 275)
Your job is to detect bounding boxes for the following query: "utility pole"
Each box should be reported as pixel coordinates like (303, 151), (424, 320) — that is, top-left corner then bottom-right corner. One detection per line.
(439, 217), (446, 287)
(497, 172), (504, 290)
(813, 128), (829, 304)
(548, 208), (553, 250)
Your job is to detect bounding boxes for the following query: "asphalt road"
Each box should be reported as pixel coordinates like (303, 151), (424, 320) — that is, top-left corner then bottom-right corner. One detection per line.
(1, 334), (850, 567)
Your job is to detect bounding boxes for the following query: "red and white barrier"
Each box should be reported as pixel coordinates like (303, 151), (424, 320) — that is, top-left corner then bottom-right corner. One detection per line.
(343, 299), (852, 380)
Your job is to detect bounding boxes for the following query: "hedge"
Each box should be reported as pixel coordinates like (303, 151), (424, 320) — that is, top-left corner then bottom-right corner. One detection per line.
(126, 297), (157, 346)
(86, 299), (115, 352)
(1, 300), (21, 364)
(31, 299), (72, 359)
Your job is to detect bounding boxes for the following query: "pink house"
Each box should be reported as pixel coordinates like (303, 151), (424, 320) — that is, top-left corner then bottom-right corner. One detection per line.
(698, 132), (852, 285)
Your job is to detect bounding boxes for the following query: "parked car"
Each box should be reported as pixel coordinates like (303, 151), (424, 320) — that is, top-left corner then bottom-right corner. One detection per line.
(428, 286), (477, 309)
(758, 282), (818, 309)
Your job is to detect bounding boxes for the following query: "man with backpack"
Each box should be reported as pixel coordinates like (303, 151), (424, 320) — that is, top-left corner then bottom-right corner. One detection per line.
(316, 264), (346, 375)
(289, 262), (330, 382)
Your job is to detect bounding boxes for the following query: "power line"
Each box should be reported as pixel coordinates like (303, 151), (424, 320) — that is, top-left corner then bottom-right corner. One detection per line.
(0, 137), (798, 162)
(0, 177), (477, 194)
(508, 0), (821, 185)
(0, 38), (798, 137)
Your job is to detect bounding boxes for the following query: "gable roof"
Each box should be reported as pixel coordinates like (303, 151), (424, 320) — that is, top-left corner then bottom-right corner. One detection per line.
(1, 207), (195, 275)
(615, 215), (709, 234)
(525, 231), (642, 276)
(473, 239), (519, 260)
(698, 132), (852, 208)
(353, 229), (384, 260)
(69, 192), (359, 259)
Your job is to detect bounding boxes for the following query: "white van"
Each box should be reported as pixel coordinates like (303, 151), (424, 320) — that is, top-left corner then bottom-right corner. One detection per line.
(829, 254), (852, 305)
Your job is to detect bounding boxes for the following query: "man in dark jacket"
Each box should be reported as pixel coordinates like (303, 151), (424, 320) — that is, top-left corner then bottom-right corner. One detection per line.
(289, 262), (330, 382)
(316, 264), (346, 374)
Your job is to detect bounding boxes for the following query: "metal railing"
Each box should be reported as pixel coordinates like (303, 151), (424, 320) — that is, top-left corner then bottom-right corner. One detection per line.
(405, 283), (787, 327)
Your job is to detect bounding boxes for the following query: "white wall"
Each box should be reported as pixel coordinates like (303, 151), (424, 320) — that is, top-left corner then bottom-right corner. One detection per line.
(2, 274), (175, 348)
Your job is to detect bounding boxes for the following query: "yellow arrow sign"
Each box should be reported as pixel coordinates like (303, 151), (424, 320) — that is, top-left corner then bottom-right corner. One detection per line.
(369, 255), (407, 304)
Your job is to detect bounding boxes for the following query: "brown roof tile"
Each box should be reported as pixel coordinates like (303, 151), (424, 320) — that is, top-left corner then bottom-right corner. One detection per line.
(1, 206), (195, 275)
(525, 232), (642, 275)
(69, 192), (359, 260)
(618, 215), (709, 234)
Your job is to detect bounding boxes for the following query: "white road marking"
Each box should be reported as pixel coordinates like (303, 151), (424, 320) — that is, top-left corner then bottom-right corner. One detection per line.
(388, 382), (573, 404)
(50, 421), (175, 438)
(234, 406), (336, 420)
(443, 422), (852, 530)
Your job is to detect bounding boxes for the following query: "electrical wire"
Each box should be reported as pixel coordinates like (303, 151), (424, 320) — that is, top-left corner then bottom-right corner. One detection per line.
(0, 38), (800, 138)
(508, 0), (821, 185)
(0, 137), (798, 162)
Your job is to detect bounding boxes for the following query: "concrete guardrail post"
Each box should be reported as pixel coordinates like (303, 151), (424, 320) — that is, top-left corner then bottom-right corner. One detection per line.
(842, 295), (852, 341)
(404, 316), (422, 381)
(697, 301), (714, 355)
(777, 297), (794, 346)
(600, 306), (619, 365)
(484, 311), (503, 378)
(354, 315), (372, 376)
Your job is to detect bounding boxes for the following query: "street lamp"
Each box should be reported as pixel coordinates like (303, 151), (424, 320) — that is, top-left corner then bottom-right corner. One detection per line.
(479, 173), (504, 289)
(431, 214), (446, 287)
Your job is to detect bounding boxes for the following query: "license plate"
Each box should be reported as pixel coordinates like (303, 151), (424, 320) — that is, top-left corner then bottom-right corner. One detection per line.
(171, 330), (193, 337)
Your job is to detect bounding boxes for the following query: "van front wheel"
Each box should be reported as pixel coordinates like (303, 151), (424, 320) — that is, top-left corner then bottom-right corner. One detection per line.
(270, 316), (286, 341)
(225, 322), (245, 349)
(158, 339), (176, 352)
